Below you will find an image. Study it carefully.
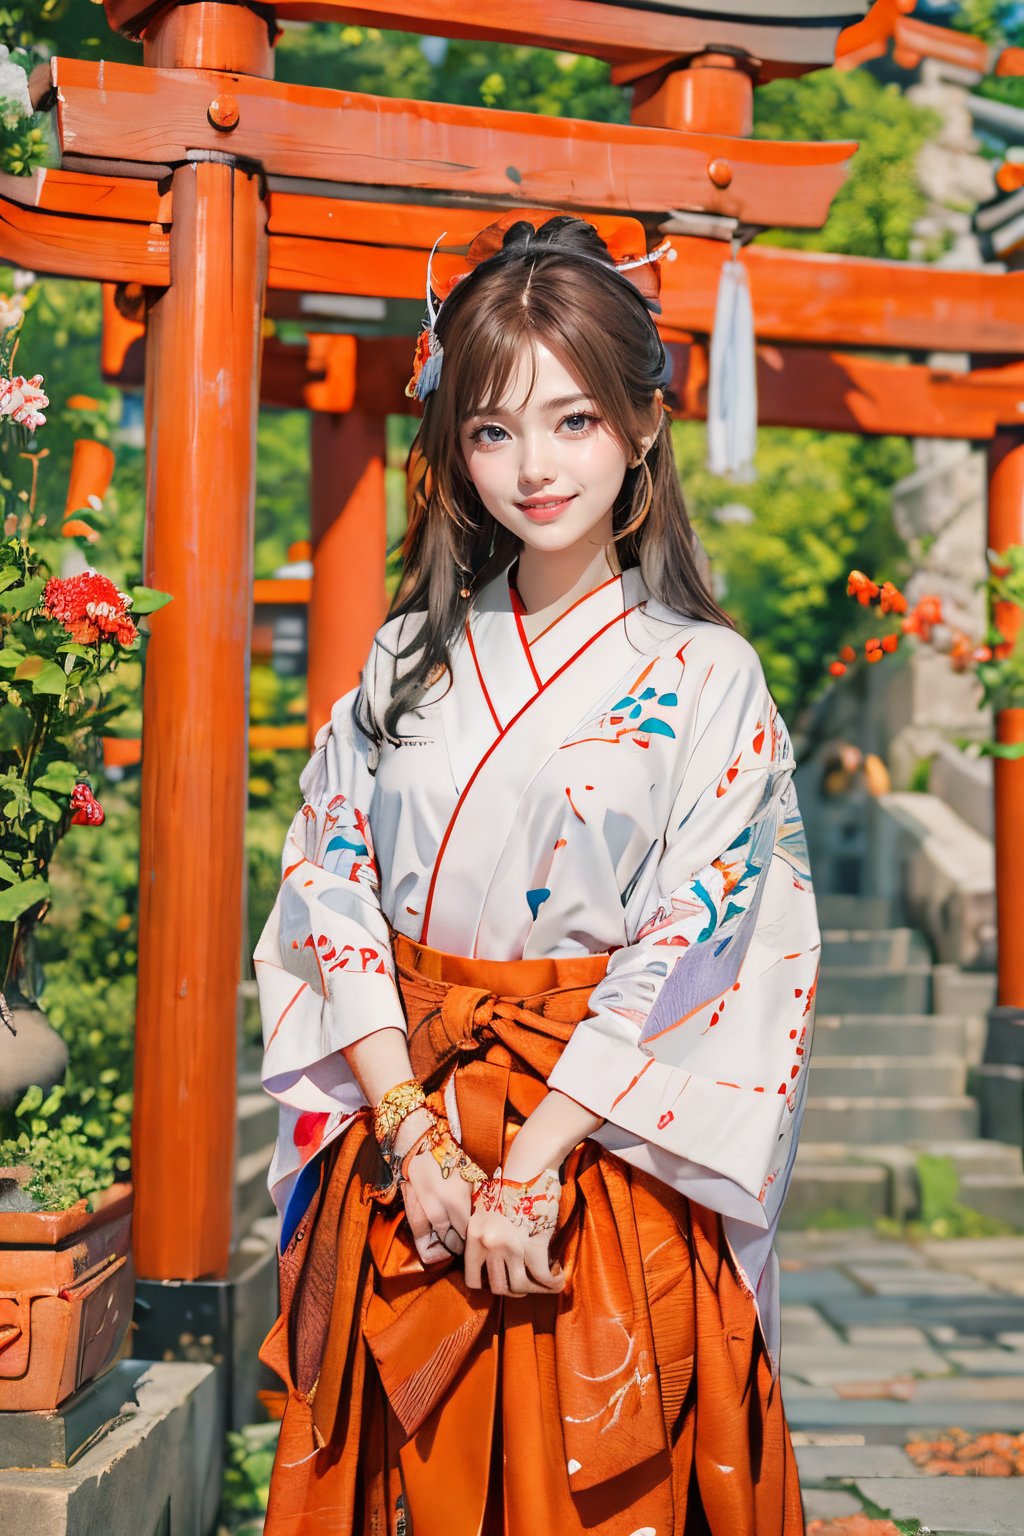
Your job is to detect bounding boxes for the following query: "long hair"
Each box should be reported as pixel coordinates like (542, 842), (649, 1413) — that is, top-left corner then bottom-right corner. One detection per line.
(366, 215), (732, 744)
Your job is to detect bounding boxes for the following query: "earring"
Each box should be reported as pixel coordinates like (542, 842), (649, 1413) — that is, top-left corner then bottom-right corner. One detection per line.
(617, 457), (655, 538)
(457, 565), (472, 599)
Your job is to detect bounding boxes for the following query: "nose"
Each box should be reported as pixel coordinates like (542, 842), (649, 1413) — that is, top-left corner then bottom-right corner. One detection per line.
(516, 429), (557, 492)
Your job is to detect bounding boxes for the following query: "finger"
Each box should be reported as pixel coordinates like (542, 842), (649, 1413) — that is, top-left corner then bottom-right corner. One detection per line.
(524, 1240), (566, 1292)
(402, 1184), (432, 1243)
(463, 1230), (485, 1290)
(486, 1254), (511, 1297)
(439, 1224), (465, 1257)
(504, 1257), (543, 1298)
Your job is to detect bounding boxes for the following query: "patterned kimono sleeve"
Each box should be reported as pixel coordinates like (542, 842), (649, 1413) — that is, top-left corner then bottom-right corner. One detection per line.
(547, 633), (820, 1221)
(254, 674), (405, 1125)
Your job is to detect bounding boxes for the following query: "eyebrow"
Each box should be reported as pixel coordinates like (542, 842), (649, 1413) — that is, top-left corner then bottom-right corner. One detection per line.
(465, 394), (594, 422)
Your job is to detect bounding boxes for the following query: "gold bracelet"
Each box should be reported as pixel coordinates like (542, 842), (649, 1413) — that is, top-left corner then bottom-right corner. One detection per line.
(372, 1078), (427, 1149)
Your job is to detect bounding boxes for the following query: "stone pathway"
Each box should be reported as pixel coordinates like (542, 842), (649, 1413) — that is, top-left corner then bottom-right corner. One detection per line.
(780, 1229), (1024, 1536)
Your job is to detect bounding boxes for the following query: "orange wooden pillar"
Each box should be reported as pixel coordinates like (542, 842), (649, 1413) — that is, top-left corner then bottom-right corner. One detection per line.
(631, 49), (754, 136)
(989, 433), (1024, 1009)
(307, 409), (388, 742)
(133, 4), (270, 1279)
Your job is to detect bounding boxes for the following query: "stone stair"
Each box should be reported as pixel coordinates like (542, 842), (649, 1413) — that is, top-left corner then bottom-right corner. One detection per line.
(787, 894), (1024, 1230)
(234, 980), (277, 1242)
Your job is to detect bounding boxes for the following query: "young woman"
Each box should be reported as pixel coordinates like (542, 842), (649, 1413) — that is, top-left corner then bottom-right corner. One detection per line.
(256, 214), (819, 1535)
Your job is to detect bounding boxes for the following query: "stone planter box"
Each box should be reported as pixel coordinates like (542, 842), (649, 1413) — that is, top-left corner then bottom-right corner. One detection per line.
(0, 1173), (134, 1412)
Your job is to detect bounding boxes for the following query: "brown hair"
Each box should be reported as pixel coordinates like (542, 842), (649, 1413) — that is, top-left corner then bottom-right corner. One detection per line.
(366, 215), (731, 743)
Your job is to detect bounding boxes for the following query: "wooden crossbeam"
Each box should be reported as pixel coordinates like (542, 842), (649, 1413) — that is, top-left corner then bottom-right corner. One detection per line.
(669, 345), (1024, 439)
(102, 0), (863, 82)
(661, 239), (1024, 354)
(44, 57), (856, 228)
(12, 169), (1024, 354)
(0, 181), (169, 284)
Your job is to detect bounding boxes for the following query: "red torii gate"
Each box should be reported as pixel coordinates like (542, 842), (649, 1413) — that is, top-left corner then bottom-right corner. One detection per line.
(7, 0), (1023, 1281)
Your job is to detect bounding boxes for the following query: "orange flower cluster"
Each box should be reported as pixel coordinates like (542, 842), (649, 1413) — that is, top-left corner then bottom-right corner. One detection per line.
(905, 1428), (1024, 1477)
(42, 571), (138, 647)
(828, 572), (992, 680)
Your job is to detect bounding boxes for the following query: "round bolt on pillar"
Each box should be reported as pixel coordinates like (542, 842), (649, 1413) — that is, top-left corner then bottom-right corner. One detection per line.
(208, 94), (240, 131)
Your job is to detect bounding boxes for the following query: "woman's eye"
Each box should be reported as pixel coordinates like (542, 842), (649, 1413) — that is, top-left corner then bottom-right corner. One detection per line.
(471, 423), (509, 446)
(562, 412), (596, 434)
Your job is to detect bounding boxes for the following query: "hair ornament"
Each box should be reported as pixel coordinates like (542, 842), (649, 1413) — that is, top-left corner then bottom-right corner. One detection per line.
(613, 239), (677, 274)
(404, 218), (676, 404)
(406, 232), (448, 402)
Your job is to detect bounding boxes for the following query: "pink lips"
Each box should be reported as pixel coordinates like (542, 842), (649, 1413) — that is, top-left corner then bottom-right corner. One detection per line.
(517, 495), (576, 524)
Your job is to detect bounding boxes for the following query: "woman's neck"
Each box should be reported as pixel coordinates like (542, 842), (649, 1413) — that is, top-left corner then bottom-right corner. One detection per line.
(514, 542), (620, 638)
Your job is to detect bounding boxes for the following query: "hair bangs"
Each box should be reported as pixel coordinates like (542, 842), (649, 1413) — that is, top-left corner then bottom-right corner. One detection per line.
(453, 305), (539, 424)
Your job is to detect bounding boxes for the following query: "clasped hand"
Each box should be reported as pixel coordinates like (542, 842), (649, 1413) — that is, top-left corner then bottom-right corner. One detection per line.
(463, 1167), (565, 1298)
(397, 1113), (564, 1296)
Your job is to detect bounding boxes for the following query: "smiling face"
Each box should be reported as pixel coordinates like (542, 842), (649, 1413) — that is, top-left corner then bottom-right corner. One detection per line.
(459, 342), (631, 560)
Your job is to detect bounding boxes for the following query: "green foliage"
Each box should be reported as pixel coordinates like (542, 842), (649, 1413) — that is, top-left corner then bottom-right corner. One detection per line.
(0, 1077), (130, 1209)
(973, 544), (1024, 721)
(219, 1423), (280, 1528)
(954, 1), (1024, 108)
(753, 68), (940, 258)
(851, 1488), (924, 1536)
(874, 1153), (1021, 1240)
(0, 37), (52, 177)
(678, 424), (913, 715)
(0, 530), (159, 987)
(275, 25), (628, 122)
(908, 754), (935, 794)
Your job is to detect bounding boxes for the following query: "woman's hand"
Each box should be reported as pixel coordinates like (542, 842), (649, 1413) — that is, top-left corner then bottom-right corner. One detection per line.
(463, 1168), (565, 1297)
(395, 1109), (479, 1266)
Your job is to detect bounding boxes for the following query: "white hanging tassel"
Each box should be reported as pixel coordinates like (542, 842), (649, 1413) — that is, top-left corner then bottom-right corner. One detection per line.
(706, 253), (758, 482)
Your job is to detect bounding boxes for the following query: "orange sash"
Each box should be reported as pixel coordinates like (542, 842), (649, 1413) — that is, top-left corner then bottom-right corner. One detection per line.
(259, 937), (804, 1535)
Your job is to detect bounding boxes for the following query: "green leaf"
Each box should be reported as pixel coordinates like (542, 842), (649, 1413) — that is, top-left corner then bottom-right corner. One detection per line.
(56, 643), (95, 659)
(6, 575), (45, 613)
(0, 704), (30, 750)
(30, 789), (62, 820)
(128, 586), (173, 615)
(0, 647), (24, 668)
(38, 1086), (64, 1118)
(0, 568), (22, 594)
(34, 761), (77, 794)
(0, 875), (49, 921)
(0, 857), (19, 883)
(27, 661), (69, 697)
(14, 1084), (43, 1116)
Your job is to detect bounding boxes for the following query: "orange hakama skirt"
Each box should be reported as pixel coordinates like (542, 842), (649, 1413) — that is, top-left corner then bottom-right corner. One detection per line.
(259, 936), (804, 1536)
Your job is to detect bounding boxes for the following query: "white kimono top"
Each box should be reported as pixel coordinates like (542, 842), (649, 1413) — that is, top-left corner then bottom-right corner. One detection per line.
(256, 563), (820, 1373)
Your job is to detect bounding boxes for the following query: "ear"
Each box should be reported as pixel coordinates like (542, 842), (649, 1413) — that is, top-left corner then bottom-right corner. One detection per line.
(638, 389), (665, 456)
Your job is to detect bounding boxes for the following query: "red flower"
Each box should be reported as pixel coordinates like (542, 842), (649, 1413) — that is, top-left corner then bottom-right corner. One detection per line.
(881, 633), (900, 653)
(915, 595), (943, 627)
(879, 581), (907, 615)
(69, 780), (105, 825)
(847, 570), (879, 606)
(43, 570), (138, 646)
(828, 661), (847, 678)
(840, 645), (856, 664)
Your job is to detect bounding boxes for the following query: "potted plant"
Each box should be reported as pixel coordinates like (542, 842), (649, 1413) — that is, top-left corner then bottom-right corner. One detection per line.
(0, 294), (168, 1410)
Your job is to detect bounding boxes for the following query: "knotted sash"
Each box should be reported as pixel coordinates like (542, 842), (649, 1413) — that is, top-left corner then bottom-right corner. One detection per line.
(260, 937), (803, 1536)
